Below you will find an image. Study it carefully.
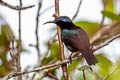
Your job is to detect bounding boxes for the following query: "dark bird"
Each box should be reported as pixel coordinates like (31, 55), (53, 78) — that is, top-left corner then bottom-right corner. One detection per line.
(44, 16), (98, 66)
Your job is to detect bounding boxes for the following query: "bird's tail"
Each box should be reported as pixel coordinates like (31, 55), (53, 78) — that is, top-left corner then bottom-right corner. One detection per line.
(82, 50), (98, 66)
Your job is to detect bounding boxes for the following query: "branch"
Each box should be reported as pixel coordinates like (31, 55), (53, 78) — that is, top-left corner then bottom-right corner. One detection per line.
(3, 32), (120, 79)
(44, 72), (59, 80)
(43, 34), (57, 58)
(99, 0), (106, 28)
(72, 0), (82, 20)
(16, 0), (22, 80)
(3, 55), (82, 79)
(0, 0), (35, 10)
(54, 0), (68, 80)
(93, 33), (120, 52)
(90, 21), (119, 44)
(35, 1), (42, 64)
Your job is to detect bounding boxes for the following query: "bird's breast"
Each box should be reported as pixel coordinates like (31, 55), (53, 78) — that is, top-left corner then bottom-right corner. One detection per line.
(61, 29), (78, 52)
(61, 29), (79, 41)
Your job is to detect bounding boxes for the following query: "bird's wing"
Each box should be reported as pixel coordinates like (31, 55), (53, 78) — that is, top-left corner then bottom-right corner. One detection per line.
(63, 28), (90, 51)
(77, 28), (91, 49)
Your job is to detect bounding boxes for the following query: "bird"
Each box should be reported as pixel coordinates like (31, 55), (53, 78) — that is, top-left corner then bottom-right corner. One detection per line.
(44, 16), (98, 66)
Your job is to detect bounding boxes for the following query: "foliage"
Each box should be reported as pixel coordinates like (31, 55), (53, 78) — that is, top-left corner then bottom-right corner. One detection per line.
(0, 25), (13, 77)
(102, 0), (114, 13)
(101, 11), (120, 22)
(96, 54), (112, 77)
(75, 21), (100, 37)
(42, 42), (60, 65)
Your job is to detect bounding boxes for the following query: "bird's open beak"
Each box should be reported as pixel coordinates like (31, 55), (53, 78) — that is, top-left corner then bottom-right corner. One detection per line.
(43, 20), (56, 25)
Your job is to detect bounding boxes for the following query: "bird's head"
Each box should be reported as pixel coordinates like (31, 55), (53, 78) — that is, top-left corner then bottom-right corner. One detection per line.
(44, 16), (73, 30)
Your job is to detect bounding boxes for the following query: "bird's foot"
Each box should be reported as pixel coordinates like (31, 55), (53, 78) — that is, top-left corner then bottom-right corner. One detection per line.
(68, 56), (72, 64)
(68, 53), (73, 64)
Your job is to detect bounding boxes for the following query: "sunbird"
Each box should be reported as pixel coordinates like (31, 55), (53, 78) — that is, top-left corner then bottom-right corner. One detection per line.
(44, 16), (98, 65)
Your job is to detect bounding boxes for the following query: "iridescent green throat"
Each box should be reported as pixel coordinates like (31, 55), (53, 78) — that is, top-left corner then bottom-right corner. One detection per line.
(62, 29), (77, 35)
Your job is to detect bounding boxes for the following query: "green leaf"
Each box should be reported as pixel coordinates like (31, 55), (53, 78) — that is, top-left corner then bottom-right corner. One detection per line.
(0, 25), (14, 77)
(96, 54), (112, 77)
(102, 0), (114, 12)
(77, 65), (92, 72)
(76, 71), (96, 80)
(68, 60), (80, 73)
(75, 21), (99, 37)
(106, 60), (120, 80)
(108, 65), (120, 80)
(42, 42), (60, 65)
(101, 11), (120, 22)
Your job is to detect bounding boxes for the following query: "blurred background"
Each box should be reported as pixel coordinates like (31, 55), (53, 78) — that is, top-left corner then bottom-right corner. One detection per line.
(0, 0), (120, 80)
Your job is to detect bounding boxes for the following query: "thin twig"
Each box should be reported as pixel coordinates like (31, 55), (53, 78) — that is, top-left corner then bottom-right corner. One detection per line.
(103, 65), (120, 80)
(35, 0), (42, 64)
(44, 72), (59, 80)
(90, 21), (119, 44)
(3, 55), (82, 79)
(54, 0), (68, 80)
(93, 33), (120, 52)
(10, 37), (16, 66)
(72, 0), (82, 20)
(41, 34), (57, 61)
(99, 0), (106, 28)
(83, 70), (86, 80)
(16, 0), (22, 80)
(0, 0), (35, 10)
(29, 1), (43, 79)
(32, 1), (54, 79)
